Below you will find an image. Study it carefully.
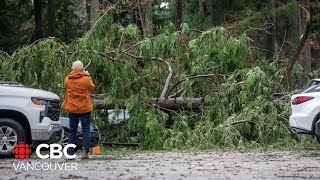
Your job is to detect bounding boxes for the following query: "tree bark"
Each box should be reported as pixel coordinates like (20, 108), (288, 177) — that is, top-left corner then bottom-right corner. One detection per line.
(144, 0), (153, 37)
(89, 0), (99, 29)
(74, 0), (89, 31)
(34, 0), (43, 40)
(0, 0), (5, 10)
(175, 0), (182, 30)
(86, 0), (91, 31)
(297, 0), (311, 88)
(199, 0), (204, 15)
(137, 0), (145, 37)
(48, 0), (55, 36)
(94, 98), (210, 111)
(266, 0), (275, 60)
(209, 0), (220, 26)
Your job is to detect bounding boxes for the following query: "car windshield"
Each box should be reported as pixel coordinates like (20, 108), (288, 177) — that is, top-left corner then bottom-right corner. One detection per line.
(302, 80), (320, 93)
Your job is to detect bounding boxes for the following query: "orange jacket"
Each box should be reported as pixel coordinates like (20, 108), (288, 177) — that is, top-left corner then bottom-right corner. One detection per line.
(62, 70), (95, 113)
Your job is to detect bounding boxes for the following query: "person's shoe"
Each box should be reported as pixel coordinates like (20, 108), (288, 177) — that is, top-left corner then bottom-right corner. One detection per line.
(81, 150), (89, 160)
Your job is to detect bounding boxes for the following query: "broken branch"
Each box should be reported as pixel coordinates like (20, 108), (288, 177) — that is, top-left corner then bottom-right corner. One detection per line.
(160, 61), (173, 98)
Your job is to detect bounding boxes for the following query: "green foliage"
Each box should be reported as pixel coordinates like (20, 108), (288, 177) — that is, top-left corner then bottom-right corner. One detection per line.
(0, 10), (313, 150)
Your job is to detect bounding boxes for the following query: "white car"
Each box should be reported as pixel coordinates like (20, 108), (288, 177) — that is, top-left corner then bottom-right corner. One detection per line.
(290, 79), (320, 143)
(0, 82), (62, 158)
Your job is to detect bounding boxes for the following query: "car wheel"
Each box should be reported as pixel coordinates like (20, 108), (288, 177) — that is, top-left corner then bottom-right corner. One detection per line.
(60, 128), (78, 151)
(316, 135), (320, 144)
(0, 118), (26, 158)
(314, 118), (320, 144)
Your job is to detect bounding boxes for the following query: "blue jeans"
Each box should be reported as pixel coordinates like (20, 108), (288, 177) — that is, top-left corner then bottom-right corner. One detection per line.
(67, 112), (91, 154)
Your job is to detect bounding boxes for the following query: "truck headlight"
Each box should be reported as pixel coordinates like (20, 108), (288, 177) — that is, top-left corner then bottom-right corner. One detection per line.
(31, 97), (48, 106)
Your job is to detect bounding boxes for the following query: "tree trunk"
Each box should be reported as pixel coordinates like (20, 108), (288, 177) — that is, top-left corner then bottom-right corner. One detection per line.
(89, 0), (99, 29)
(86, 0), (91, 31)
(137, 0), (145, 37)
(94, 98), (210, 111)
(266, 0), (275, 60)
(144, 0), (153, 37)
(34, 0), (43, 40)
(174, 0), (182, 30)
(298, 0), (311, 88)
(74, 0), (89, 31)
(209, 0), (220, 26)
(199, 0), (204, 15)
(48, 0), (55, 36)
(0, 0), (5, 10)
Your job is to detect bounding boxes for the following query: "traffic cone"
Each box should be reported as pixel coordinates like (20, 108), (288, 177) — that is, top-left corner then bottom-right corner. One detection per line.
(92, 145), (101, 155)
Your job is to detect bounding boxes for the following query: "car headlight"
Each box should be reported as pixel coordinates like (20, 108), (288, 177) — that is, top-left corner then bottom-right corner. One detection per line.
(31, 97), (49, 106)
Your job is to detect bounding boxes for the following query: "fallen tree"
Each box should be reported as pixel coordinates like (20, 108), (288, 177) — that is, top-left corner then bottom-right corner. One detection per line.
(94, 97), (210, 111)
(0, 9), (308, 150)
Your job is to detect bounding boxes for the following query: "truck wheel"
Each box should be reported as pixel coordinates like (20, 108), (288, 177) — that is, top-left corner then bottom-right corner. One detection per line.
(0, 118), (26, 158)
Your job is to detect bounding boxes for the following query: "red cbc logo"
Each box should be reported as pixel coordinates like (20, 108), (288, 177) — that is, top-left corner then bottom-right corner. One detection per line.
(12, 142), (32, 160)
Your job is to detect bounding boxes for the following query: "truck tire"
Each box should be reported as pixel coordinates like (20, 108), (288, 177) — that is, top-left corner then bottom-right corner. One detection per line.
(0, 118), (27, 158)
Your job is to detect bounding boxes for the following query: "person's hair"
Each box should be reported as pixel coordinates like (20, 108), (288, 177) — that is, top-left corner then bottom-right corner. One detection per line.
(72, 60), (84, 70)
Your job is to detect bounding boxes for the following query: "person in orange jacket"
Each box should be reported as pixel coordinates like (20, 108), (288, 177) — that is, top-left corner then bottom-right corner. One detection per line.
(62, 60), (95, 159)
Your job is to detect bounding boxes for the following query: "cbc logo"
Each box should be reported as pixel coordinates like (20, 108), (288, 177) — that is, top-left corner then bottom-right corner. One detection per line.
(36, 144), (76, 159)
(12, 142), (76, 160)
(12, 142), (32, 160)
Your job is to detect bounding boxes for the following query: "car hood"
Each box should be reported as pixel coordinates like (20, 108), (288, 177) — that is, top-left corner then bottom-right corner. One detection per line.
(0, 86), (59, 100)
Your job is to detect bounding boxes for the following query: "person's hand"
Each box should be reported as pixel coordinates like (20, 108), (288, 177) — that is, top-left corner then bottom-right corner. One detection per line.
(83, 70), (90, 76)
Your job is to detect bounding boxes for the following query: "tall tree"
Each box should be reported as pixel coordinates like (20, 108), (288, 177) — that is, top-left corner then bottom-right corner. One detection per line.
(266, 0), (276, 60)
(34, 0), (43, 40)
(199, 0), (204, 15)
(209, 0), (220, 26)
(48, 0), (55, 36)
(89, 0), (99, 29)
(298, 0), (311, 87)
(0, 0), (5, 10)
(144, 0), (153, 37)
(175, 0), (182, 30)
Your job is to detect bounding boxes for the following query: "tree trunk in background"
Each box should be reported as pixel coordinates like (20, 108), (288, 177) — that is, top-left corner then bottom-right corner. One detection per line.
(266, 0), (275, 60)
(298, 0), (311, 87)
(74, 0), (89, 31)
(89, 0), (99, 29)
(48, 0), (55, 36)
(144, 0), (153, 37)
(86, 0), (91, 31)
(175, 0), (182, 30)
(209, 0), (220, 26)
(34, 0), (43, 40)
(199, 0), (204, 15)
(0, 0), (5, 10)
(279, 0), (290, 59)
(225, 0), (232, 10)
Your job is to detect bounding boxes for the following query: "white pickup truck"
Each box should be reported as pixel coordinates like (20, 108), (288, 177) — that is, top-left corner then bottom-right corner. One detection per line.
(0, 82), (62, 158)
